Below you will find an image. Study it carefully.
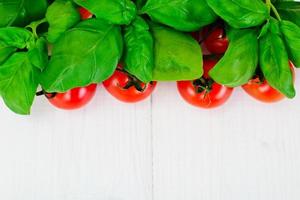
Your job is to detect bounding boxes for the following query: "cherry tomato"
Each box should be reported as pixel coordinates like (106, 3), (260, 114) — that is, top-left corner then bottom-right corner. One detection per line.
(191, 31), (211, 55)
(46, 84), (97, 110)
(78, 7), (93, 20)
(202, 26), (229, 55)
(177, 59), (233, 109)
(103, 67), (157, 103)
(242, 62), (295, 103)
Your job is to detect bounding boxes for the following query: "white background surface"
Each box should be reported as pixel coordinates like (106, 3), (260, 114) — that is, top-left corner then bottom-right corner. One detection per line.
(0, 72), (300, 200)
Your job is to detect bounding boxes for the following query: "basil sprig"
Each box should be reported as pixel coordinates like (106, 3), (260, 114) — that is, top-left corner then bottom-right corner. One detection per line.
(259, 18), (295, 98)
(0, 28), (41, 114)
(0, 0), (300, 114)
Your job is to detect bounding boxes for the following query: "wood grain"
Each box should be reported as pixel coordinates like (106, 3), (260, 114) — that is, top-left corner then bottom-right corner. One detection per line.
(0, 85), (153, 200)
(0, 75), (300, 200)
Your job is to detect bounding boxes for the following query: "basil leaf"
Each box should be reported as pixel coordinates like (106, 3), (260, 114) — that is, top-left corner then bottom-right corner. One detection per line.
(28, 37), (48, 71)
(46, 0), (81, 43)
(135, 0), (147, 9)
(259, 18), (295, 98)
(0, 52), (39, 115)
(0, 46), (15, 65)
(206, 0), (268, 28)
(73, 0), (137, 25)
(141, 0), (217, 32)
(0, 27), (34, 48)
(0, 0), (24, 27)
(275, 2), (300, 28)
(124, 17), (154, 83)
(150, 23), (203, 81)
(280, 20), (300, 68)
(24, 0), (48, 21)
(0, 27), (34, 64)
(0, 0), (48, 27)
(209, 28), (258, 87)
(40, 18), (123, 92)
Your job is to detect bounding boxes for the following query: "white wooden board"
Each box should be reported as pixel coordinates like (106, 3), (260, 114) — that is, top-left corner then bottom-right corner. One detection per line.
(0, 72), (300, 200)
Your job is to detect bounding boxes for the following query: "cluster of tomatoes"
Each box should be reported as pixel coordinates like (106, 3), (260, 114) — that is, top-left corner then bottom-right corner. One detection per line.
(43, 8), (296, 111)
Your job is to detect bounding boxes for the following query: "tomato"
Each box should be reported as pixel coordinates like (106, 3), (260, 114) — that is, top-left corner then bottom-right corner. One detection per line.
(46, 84), (97, 110)
(103, 67), (157, 103)
(177, 59), (233, 109)
(202, 26), (229, 55)
(191, 31), (211, 55)
(242, 62), (295, 103)
(78, 7), (93, 20)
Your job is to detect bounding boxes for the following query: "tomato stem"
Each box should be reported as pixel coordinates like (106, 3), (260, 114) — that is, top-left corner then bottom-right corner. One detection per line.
(193, 78), (213, 93)
(36, 90), (45, 96)
(36, 90), (57, 99)
(116, 68), (148, 92)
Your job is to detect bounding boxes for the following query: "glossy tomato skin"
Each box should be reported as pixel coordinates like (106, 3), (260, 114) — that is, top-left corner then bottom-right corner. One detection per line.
(242, 79), (285, 103)
(177, 81), (233, 109)
(78, 7), (93, 20)
(177, 59), (233, 109)
(103, 70), (157, 103)
(47, 84), (97, 110)
(242, 62), (295, 103)
(202, 27), (229, 55)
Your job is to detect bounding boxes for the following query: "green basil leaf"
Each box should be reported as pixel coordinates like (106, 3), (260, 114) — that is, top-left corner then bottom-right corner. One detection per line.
(24, 0), (48, 19)
(150, 23), (203, 81)
(0, 46), (15, 65)
(0, 27), (34, 64)
(124, 17), (154, 83)
(46, 0), (81, 43)
(0, 27), (34, 48)
(0, 0), (24, 27)
(73, 0), (137, 25)
(280, 20), (300, 68)
(258, 21), (270, 39)
(275, 2), (300, 27)
(206, 0), (268, 28)
(28, 37), (48, 71)
(40, 18), (123, 92)
(209, 28), (258, 87)
(260, 18), (295, 98)
(135, 0), (147, 9)
(141, 0), (217, 32)
(0, 0), (48, 27)
(0, 52), (39, 115)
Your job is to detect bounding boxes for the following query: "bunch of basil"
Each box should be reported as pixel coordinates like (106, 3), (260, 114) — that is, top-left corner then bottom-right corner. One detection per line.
(0, 0), (299, 115)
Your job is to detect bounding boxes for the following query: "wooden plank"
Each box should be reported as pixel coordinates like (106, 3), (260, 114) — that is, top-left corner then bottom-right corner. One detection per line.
(152, 76), (300, 200)
(0, 85), (153, 200)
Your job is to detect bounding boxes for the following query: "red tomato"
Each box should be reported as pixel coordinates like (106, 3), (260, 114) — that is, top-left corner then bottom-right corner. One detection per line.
(242, 62), (295, 103)
(46, 84), (97, 110)
(202, 26), (229, 54)
(177, 59), (233, 109)
(191, 31), (211, 55)
(103, 68), (157, 103)
(78, 7), (93, 20)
